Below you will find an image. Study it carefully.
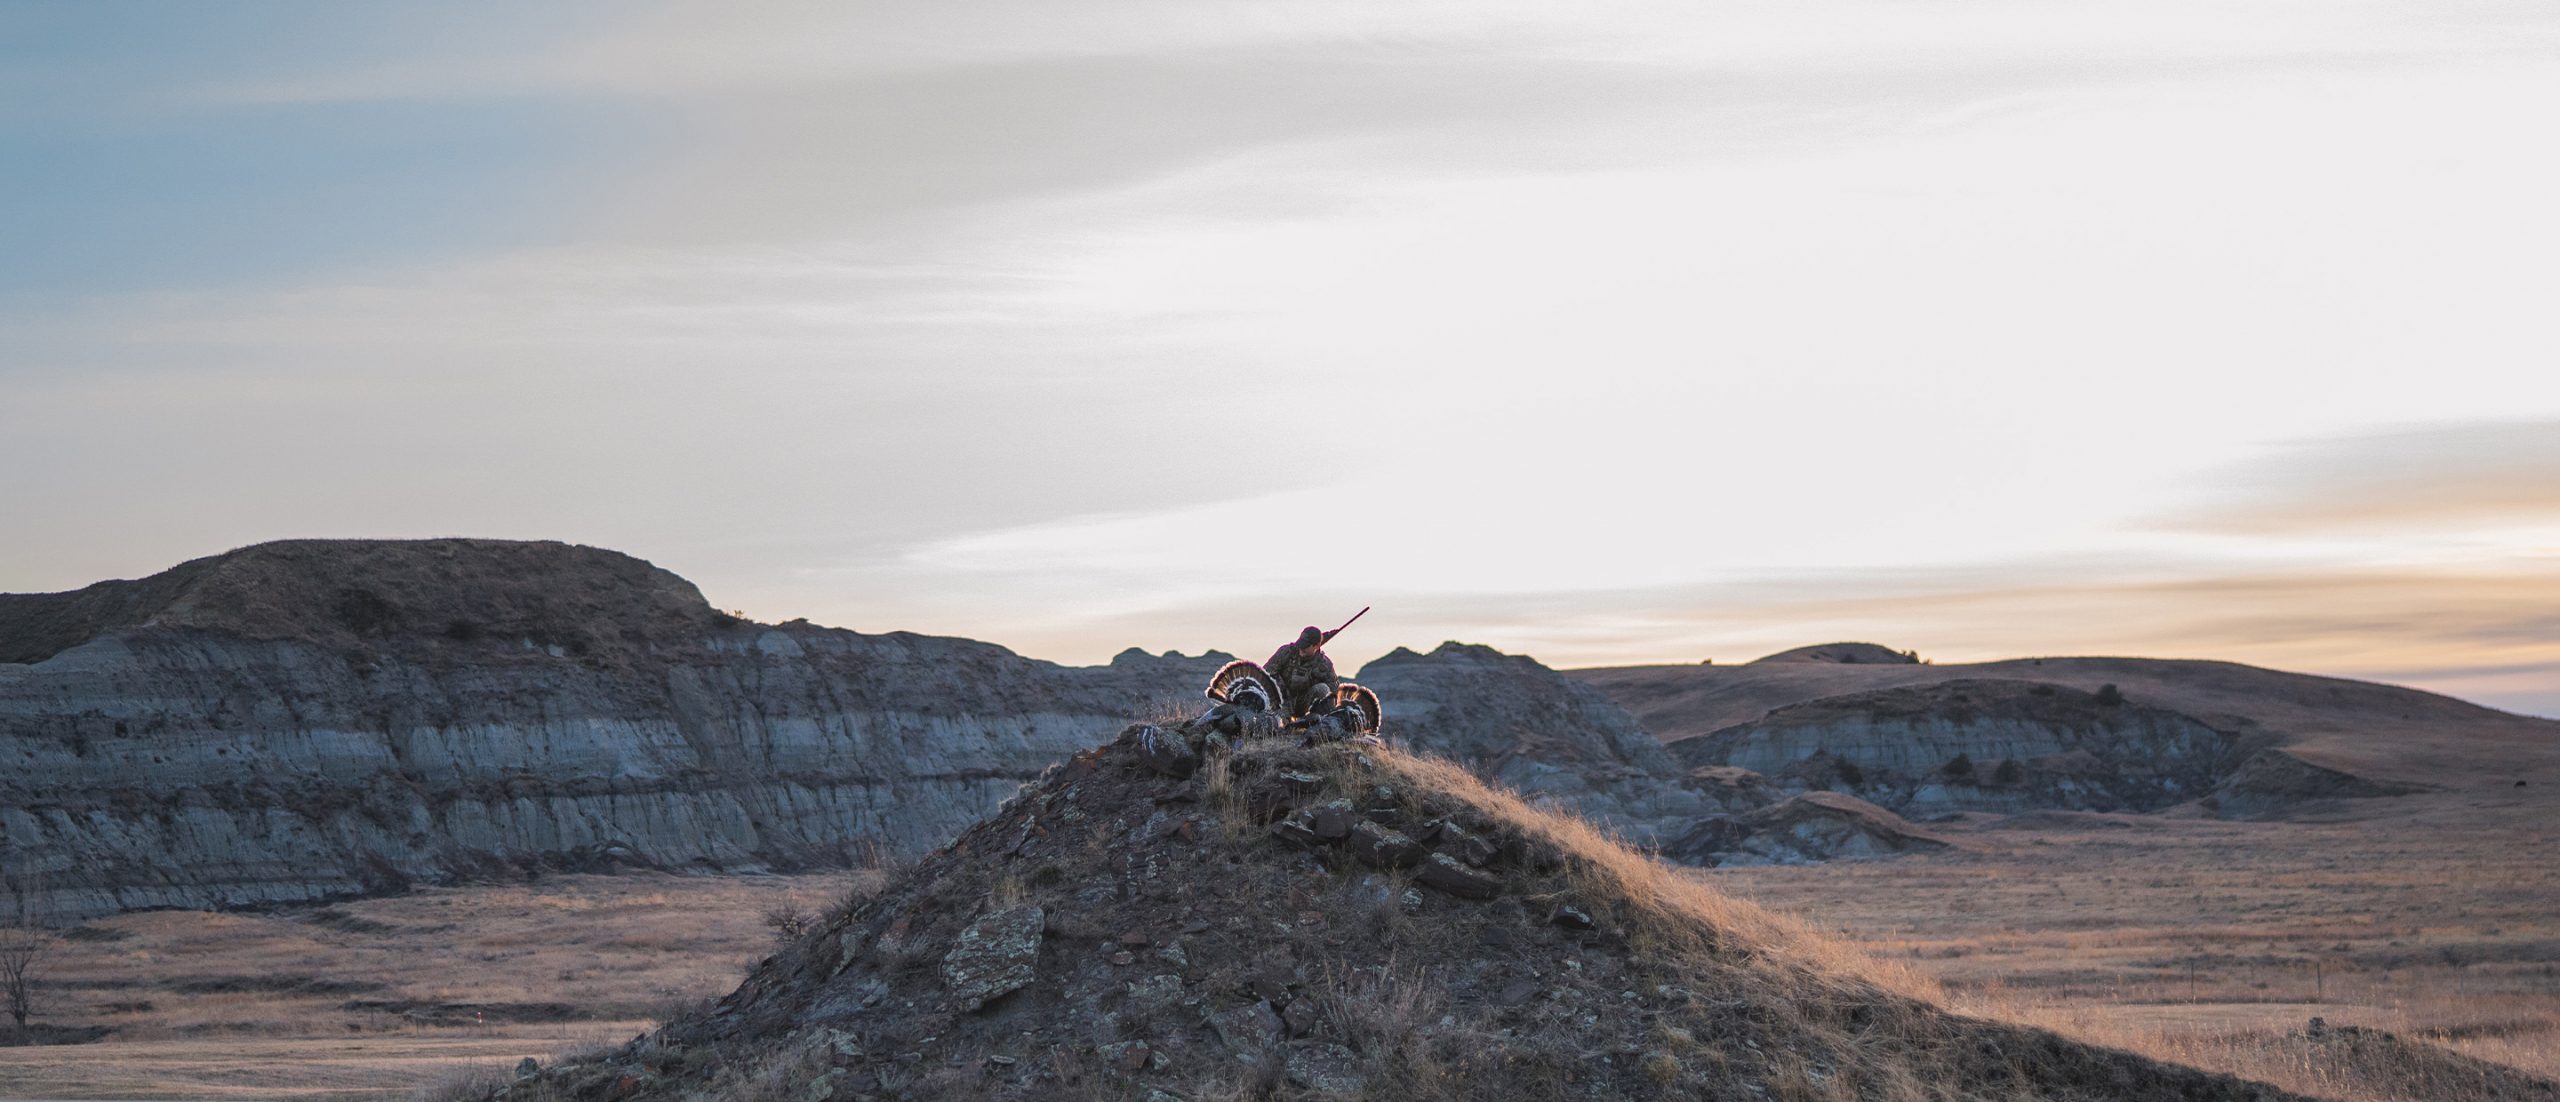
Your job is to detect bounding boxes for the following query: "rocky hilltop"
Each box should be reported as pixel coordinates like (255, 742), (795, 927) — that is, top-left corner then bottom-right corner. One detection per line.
(0, 540), (1229, 919)
(496, 731), (2309, 1101)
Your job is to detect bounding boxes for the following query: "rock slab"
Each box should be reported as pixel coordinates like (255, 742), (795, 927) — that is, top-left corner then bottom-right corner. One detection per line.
(942, 905), (1045, 1010)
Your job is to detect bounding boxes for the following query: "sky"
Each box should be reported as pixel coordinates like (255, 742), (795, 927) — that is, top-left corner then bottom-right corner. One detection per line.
(3, 1), (2557, 716)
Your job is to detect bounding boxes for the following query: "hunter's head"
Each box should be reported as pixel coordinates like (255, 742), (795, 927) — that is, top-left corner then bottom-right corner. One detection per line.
(1298, 626), (1325, 647)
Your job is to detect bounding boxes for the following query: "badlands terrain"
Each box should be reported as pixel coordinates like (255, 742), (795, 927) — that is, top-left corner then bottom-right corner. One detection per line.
(0, 539), (2552, 1099)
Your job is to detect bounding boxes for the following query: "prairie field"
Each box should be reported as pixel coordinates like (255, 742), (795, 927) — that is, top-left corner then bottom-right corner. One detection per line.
(0, 874), (867, 1100)
(1704, 791), (2560, 1099)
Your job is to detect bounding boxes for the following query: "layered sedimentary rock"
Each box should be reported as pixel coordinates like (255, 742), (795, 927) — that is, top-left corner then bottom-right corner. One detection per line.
(0, 540), (1223, 919)
(1669, 679), (2246, 815)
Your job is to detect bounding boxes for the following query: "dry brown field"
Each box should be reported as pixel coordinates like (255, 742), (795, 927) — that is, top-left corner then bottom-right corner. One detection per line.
(0, 873), (863, 1100)
(1703, 790), (2560, 1099)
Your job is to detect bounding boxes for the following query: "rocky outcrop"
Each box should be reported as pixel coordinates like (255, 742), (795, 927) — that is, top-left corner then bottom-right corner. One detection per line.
(498, 734), (2315, 1102)
(1672, 679), (2244, 815)
(1354, 642), (1748, 843)
(0, 540), (1225, 920)
(1664, 792), (1949, 867)
(2210, 749), (2426, 820)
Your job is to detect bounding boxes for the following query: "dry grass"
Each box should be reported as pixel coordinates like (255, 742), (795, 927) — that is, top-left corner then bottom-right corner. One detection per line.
(1, 872), (874, 1098)
(1702, 797), (2560, 1101)
(0, 1029), (640, 1100)
(1374, 747), (1946, 1003)
(1345, 742), (2555, 1101)
(1329, 746), (2050, 1102)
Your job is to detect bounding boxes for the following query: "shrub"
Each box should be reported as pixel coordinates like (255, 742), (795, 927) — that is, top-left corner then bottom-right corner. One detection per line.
(762, 901), (818, 946)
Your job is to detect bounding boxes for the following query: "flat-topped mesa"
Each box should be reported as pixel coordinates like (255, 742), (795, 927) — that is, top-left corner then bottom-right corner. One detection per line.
(0, 538), (725, 665)
(502, 733), (2312, 1102)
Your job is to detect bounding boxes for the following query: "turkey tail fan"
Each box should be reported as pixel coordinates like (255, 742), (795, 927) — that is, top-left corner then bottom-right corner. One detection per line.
(1206, 660), (1283, 713)
(1334, 683), (1383, 733)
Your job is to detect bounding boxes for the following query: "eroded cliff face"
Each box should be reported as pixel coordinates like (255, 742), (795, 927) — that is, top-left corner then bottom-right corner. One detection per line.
(1671, 680), (2250, 815)
(0, 541), (1223, 920)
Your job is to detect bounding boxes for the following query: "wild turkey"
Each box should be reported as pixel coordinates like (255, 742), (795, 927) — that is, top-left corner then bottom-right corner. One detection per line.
(1295, 682), (1383, 743)
(1205, 660), (1283, 712)
(1191, 660), (1286, 739)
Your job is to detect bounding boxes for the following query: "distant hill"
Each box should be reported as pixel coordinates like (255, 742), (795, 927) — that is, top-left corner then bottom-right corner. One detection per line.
(1747, 641), (1920, 665)
(1576, 646), (2560, 799)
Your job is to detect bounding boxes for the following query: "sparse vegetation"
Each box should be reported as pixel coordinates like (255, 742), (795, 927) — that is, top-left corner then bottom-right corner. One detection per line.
(1, 862), (46, 1042)
(0, 873), (854, 1096)
(760, 900), (818, 946)
(1711, 801), (2560, 1101)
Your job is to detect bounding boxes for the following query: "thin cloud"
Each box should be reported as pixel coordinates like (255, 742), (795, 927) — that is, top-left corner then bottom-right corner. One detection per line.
(2163, 420), (2560, 535)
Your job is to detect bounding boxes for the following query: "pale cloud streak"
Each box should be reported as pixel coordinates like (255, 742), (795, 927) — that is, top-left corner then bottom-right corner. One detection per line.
(2164, 421), (2560, 536)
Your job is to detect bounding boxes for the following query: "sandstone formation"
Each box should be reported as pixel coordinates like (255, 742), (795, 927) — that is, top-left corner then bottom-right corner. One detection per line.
(0, 540), (1225, 919)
